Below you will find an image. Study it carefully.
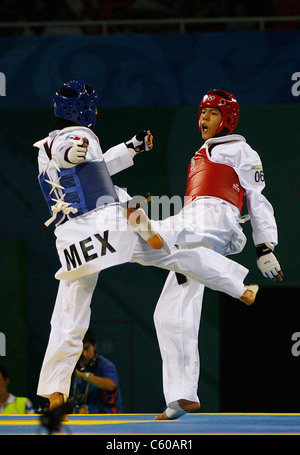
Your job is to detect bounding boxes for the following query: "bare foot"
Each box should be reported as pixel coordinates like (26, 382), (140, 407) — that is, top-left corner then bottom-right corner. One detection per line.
(155, 399), (201, 420)
(125, 209), (164, 249)
(49, 392), (69, 422)
(240, 284), (259, 305)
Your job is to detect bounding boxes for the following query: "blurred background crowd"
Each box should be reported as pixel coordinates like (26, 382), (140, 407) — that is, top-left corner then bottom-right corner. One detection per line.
(0, 0), (299, 36)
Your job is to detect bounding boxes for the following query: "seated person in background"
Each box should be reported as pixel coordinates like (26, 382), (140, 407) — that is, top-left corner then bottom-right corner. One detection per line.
(0, 365), (34, 414)
(72, 329), (122, 414)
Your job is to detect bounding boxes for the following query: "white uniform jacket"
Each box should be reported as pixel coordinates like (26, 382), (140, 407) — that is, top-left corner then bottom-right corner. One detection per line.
(34, 126), (138, 280)
(154, 134), (278, 256)
(203, 134), (278, 246)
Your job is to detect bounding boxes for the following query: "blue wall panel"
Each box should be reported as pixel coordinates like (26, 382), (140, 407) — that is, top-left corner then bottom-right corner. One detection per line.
(0, 30), (299, 109)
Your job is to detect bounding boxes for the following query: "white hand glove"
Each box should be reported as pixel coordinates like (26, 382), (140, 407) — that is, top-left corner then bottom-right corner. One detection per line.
(67, 138), (88, 164)
(256, 243), (282, 280)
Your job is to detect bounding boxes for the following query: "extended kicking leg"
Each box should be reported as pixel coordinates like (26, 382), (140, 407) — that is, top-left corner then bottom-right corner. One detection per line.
(133, 244), (257, 302)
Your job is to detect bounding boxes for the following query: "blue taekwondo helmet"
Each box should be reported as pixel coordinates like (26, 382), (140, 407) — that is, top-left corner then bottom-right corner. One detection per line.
(53, 80), (99, 128)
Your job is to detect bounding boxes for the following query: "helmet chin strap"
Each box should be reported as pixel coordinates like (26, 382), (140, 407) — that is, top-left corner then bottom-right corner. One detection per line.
(214, 126), (230, 137)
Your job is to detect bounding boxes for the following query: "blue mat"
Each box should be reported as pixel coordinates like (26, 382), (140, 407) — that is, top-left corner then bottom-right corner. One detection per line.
(0, 413), (300, 435)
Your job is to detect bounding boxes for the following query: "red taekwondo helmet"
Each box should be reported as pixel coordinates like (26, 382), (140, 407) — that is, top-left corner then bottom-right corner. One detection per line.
(199, 89), (240, 136)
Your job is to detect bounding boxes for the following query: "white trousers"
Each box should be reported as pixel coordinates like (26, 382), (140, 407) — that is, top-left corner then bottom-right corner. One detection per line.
(151, 198), (249, 409)
(37, 274), (98, 398)
(37, 236), (248, 398)
(154, 272), (204, 405)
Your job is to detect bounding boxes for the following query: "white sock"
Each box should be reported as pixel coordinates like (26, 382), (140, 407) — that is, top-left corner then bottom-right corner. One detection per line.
(165, 401), (186, 419)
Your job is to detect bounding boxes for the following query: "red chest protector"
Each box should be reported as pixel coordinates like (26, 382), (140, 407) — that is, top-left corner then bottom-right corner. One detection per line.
(185, 148), (245, 212)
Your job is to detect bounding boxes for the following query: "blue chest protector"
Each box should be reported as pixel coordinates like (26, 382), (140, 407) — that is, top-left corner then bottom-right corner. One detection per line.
(39, 160), (119, 225)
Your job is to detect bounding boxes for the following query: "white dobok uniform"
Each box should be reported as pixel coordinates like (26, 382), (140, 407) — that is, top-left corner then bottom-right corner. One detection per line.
(34, 127), (264, 399)
(152, 134), (278, 408)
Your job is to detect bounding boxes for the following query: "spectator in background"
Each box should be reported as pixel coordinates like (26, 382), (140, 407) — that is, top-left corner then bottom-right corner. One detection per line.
(131, 0), (186, 19)
(0, 365), (34, 414)
(273, 0), (300, 16)
(0, 0), (29, 36)
(272, 0), (300, 29)
(72, 329), (123, 414)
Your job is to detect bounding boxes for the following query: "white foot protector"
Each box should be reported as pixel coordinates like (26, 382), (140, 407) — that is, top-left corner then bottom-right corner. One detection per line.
(165, 401), (186, 419)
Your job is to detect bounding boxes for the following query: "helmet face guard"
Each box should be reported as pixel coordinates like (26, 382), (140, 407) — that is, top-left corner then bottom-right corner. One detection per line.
(53, 80), (99, 128)
(198, 89), (240, 136)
